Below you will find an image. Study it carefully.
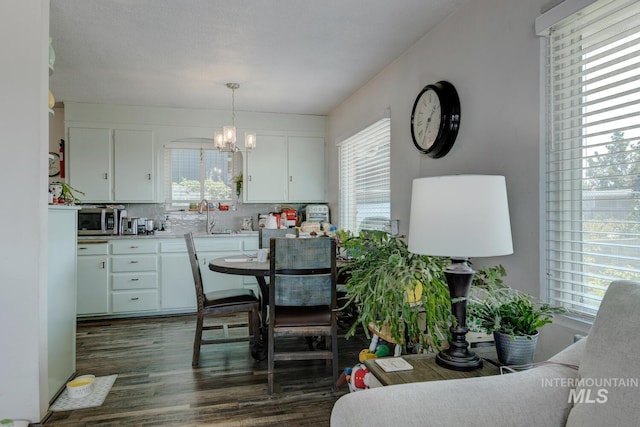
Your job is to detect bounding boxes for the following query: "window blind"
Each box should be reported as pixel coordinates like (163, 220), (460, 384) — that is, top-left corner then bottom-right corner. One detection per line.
(339, 118), (391, 233)
(545, 0), (640, 317)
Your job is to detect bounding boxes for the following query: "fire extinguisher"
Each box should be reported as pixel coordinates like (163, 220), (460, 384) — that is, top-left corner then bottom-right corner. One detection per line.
(59, 139), (65, 178)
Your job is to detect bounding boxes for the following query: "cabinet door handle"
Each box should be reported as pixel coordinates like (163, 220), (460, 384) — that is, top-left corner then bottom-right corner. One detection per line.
(248, 175), (252, 181)
(131, 297), (139, 301)
(147, 173), (151, 180)
(130, 260), (139, 264)
(289, 176), (293, 182)
(79, 247), (87, 250)
(130, 246), (139, 249)
(131, 278), (139, 281)
(100, 261), (105, 269)
(103, 173), (108, 180)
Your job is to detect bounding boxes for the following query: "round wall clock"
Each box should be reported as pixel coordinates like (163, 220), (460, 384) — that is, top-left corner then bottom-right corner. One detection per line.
(410, 80), (461, 158)
(49, 152), (61, 177)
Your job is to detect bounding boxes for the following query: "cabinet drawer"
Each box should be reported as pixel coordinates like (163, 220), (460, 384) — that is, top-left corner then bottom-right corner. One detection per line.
(112, 255), (157, 272)
(111, 240), (158, 254)
(112, 273), (158, 290)
(77, 242), (109, 255)
(242, 237), (259, 251)
(195, 238), (243, 252)
(160, 240), (187, 253)
(112, 290), (158, 313)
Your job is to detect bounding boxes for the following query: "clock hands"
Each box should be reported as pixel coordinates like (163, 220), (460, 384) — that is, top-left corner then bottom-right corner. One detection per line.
(423, 104), (438, 145)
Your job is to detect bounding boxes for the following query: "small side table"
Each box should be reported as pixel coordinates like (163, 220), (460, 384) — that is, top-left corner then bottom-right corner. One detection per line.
(364, 346), (500, 387)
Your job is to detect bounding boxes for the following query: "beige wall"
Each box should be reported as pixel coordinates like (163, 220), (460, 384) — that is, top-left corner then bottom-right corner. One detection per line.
(0, 0), (51, 421)
(327, 0), (589, 359)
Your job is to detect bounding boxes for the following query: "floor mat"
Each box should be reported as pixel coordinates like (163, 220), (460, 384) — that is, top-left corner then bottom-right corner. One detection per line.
(50, 374), (117, 412)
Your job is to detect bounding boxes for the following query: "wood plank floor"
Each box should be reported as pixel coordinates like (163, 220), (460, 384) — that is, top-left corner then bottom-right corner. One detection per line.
(45, 314), (368, 426)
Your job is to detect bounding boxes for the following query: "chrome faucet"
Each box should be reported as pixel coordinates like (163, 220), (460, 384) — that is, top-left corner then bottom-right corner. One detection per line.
(199, 199), (212, 234)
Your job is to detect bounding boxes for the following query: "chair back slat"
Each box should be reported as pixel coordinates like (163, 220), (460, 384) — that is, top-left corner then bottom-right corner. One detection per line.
(269, 237), (336, 308)
(184, 232), (205, 310)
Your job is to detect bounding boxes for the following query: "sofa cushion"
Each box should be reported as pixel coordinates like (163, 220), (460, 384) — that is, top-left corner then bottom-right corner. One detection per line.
(566, 280), (640, 427)
(331, 363), (578, 427)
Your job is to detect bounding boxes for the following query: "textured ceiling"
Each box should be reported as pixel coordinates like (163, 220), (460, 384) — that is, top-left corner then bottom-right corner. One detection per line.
(49, 0), (464, 115)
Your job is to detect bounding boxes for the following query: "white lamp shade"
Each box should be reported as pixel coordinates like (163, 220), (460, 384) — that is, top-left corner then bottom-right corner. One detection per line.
(408, 175), (513, 258)
(244, 132), (256, 149)
(214, 131), (224, 149)
(223, 125), (236, 143)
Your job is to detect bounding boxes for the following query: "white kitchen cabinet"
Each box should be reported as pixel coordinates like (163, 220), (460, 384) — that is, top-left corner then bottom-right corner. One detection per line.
(195, 237), (247, 293)
(68, 127), (112, 202)
(111, 240), (159, 314)
(244, 135), (325, 203)
(48, 206), (79, 400)
(159, 240), (195, 311)
(114, 129), (154, 201)
(287, 136), (325, 202)
(75, 235), (258, 318)
(67, 127), (155, 202)
(244, 135), (288, 202)
(77, 242), (109, 316)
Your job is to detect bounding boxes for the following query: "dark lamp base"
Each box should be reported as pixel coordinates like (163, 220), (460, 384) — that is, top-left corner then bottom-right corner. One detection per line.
(436, 348), (483, 371)
(438, 257), (483, 372)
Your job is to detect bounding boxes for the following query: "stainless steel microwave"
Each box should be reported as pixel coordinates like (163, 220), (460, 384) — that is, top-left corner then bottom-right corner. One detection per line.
(78, 207), (118, 235)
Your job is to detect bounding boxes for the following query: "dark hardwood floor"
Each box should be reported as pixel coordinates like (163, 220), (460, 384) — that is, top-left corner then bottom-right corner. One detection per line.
(45, 313), (368, 426)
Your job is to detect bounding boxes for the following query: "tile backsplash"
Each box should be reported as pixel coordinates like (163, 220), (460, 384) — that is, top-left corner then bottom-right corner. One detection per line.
(121, 202), (305, 234)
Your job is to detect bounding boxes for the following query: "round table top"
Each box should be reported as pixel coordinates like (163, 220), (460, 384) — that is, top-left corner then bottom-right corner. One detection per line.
(208, 256), (271, 276)
(209, 255), (350, 277)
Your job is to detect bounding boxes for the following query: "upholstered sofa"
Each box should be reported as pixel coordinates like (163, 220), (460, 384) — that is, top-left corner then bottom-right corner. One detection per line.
(331, 280), (640, 427)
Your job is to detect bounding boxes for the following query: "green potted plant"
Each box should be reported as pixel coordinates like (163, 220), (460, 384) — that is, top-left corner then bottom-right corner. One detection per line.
(336, 229), (452, 351)
(232, 173), (243, 198)
(50, 181), (85, 205)
(467, 276), (565, 366)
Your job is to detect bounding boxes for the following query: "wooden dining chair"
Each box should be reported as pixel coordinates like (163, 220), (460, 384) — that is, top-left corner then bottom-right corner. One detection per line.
(267, 237), (338, 394)
(184, 232), (260, 366)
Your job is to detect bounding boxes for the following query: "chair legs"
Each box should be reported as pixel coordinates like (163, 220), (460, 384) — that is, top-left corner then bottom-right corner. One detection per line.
(267, 332), (339, 395)
(332, 330), (338, 391)
(194, 307), (261, 367)
(192, 313), (204, 367)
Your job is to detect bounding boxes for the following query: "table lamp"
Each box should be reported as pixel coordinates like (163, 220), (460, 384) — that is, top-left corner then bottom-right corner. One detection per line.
(408, 175), (513, 371)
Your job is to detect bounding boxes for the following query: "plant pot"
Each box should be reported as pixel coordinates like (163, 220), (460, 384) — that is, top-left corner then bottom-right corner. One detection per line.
(493, 330), (539, 366)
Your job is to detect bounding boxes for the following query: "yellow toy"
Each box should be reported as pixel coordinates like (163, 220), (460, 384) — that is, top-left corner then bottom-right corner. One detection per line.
(358, 344), (390, 363)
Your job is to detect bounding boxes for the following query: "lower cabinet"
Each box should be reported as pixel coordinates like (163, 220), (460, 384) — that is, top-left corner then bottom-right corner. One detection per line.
(111, 240), (159, 314)
(77, 235), (258, 318)
(159, 240), (195, 311)
(77, 242), (109, 316)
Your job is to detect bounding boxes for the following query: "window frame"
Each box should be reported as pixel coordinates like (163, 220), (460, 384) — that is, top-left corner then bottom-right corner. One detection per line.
(539, 0), (640, 320)
(163, 140), (239, 208)
(338, 118), (391, 233)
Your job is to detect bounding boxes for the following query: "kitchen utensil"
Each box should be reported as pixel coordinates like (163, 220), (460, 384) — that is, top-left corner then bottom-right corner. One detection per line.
(241, 217), (253, 231)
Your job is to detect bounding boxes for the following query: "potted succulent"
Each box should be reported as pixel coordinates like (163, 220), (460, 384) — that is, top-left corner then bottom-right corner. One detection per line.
(336, 229), (452, 351)
(50, 181), (84, 205)
(467, 276), (566, 366)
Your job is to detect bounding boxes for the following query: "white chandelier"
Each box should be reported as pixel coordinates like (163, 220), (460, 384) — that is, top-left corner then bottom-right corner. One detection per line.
(214, 82), (257, 152)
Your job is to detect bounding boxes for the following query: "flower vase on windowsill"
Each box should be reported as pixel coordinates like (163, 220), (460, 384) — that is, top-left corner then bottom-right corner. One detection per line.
(232, 173), (243, 198)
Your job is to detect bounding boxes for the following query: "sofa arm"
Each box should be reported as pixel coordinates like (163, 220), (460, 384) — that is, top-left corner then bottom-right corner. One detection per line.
(331, 363), (579, 427)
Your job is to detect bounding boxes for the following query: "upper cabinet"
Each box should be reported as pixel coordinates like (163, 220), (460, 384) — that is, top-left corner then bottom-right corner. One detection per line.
(68, 127), (155, 202)
(244, 136), (325, 203)
(287, 136), (325, 202)
(113, 129), (154, 201)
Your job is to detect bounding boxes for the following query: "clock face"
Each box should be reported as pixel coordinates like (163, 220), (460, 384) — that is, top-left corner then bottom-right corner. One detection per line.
(49, 152), (61, 177)
(412, 88), (442, 151)
(410, 81), (461, 158)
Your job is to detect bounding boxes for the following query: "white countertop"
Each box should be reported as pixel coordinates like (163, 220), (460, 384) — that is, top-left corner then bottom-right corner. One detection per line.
(77, 230), (258, 241)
